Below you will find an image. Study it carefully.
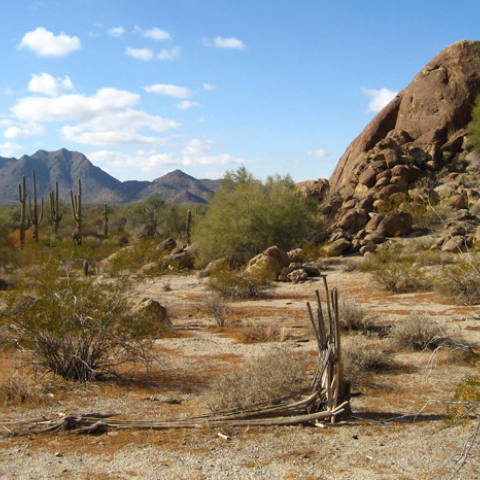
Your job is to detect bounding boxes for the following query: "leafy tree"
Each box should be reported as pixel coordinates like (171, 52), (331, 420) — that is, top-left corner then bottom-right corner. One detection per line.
(192, 167), (319, 265)
(120, 196), (166, 235)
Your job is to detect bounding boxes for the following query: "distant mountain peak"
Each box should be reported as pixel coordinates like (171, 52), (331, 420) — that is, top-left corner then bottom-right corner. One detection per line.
(0, 149), (220, 205)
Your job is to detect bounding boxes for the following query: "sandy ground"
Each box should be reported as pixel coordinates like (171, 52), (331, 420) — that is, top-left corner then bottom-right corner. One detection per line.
(1, 259), (480, 479)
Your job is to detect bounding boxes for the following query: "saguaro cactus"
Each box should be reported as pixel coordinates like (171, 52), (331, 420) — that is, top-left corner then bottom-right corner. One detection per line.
(27, 169), (44, 243)
(103, 204), (109, 237)
(70, 178), (82, 245)
(186, 209), (192, 245)
(18, 175), (27, 249)
(49, 181), (63, 233)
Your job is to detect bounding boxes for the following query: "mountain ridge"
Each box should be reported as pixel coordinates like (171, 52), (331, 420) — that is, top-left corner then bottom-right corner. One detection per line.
(0, 149), (220, 204)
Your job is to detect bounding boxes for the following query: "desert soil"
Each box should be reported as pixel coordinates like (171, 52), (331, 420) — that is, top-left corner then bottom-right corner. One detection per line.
(1, 258), (480, 479)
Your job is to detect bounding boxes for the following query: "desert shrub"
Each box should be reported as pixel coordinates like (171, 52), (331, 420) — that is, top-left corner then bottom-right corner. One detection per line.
(235, 320), (286, 343)
(342, 260), (359, 272)
(208, 264), (271, 299)
(203, 294), (231, 327)
(109, 239), (165, 276)
(435, 255), (480, 305)
(447, 374), (480, 425)
(193, 167), (318, 266)
(208, 350), (308, 413)
(391, 314), (441, 351)
(0, 369), (52, 406)
(0, 260), (164, 381)
(343, 340), (394, 388)
(467, 94), (480, 151)
(360, 243), (427, 293)
(340, 299), (371, 334)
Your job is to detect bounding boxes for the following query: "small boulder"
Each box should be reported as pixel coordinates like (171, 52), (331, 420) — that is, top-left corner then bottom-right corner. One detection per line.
(156, 237), (177, 252)
(377, 211), (412, 237)
(164, 245), (196, 269)
(287, 248), (303, 263)
(132, 298), (171, 327)
(263, 246), (291, 268)
(442, 235), (469, 252)
(246, 254), (283, 281)
(360, 244), (377, 255)
(287, 269), (309, 284)
(325, 238), (352, 257)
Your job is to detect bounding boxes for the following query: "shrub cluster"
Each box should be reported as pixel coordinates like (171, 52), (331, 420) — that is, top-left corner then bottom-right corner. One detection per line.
(0, 260), (167, 381)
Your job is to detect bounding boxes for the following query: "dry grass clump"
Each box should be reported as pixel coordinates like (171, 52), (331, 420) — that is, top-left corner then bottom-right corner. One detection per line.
(207, 351), (308, 413)
(342, 340), (395, 388)
(435, 256), (480, 305)
(360, 244), (428, 294)
(0, 369), (52, 406)
(234, 320), (287, 343)
(202, 294), (231, 327)
(391, 313), (441, 351)
(340, 299), (371, 334)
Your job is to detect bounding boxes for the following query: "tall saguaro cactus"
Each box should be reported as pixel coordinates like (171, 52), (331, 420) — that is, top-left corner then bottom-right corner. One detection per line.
(28, 169), (44, 244)
(186, 209), (192, 245)
(18, 175), (27, 249)
(103, 204), (109, 237)
(70, 178), (82, 245)
(49, 181), (63, 233)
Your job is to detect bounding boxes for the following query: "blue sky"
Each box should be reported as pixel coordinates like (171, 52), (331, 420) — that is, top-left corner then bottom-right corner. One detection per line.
(0, 0), (479, 182)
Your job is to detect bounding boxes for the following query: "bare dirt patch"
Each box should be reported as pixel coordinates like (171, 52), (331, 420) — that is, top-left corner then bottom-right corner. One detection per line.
(1, 262), (480, 479)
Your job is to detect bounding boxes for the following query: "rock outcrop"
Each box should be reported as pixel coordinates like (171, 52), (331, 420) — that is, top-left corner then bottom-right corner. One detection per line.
(321, 41), (480, 255)
(330, 41), (480, 193)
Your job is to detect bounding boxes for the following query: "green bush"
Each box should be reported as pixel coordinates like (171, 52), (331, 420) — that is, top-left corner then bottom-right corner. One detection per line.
(447, 375), (480, 425)
(208, 263), (271, 299)
(0, 260), (164, 381)
(467, 95), (480, 151)
(361, 243), (428, 293)
(193, 167), (319, 265)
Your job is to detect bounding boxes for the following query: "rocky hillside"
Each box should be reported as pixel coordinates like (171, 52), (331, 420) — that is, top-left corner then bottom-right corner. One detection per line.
(314, 40), (480, 256)
(0, 149), (220, 204)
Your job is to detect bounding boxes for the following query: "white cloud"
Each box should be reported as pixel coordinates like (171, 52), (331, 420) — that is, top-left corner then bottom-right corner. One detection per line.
(363, 87), (398, 113)
(214, 36), (246, 50)
(0, 119), (14, 128)
(307, 149), (330, 157)
(0, 142), (21, 157)
(88, 139), (250, 177)
(28, 72), (74, 97)
(203, 83), (216, 91)
(182, 139), (214, 156)
(4, 123), (45, 139)
(61, 109), (180, 146)
(62, 127), (169, 146)
(108, 26), (125, 38)
(18, 27), (81, 57)
(11, 82), (181, 147)
(177, 100), (200, 110)
(125, 47), (154, 61)
(143, 27), (171, 41)
(157, 47), (180, 60)
(12, 88), (140, 122)
(144, 83), (191, 98)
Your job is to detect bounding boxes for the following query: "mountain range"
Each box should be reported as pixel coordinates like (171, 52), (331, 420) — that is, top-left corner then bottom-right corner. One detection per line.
(0, 149), (221, 204)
